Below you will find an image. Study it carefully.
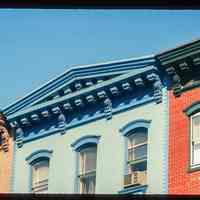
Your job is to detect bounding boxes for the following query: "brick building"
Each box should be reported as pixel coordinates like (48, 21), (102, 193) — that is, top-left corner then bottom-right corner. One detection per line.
(0, 111), (13, 192)
(156, 39), (200, 194)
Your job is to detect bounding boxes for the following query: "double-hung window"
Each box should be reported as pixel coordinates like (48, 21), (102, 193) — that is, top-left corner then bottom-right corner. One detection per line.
(26, 149), (52, 194)
(124, 129), (147, 187)
(78, 146), (97, 194)
(190, 113), (200, 167)
(31, 159), (49, 193)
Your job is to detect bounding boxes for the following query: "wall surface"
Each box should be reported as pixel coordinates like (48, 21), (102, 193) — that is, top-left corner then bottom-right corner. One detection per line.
(13, 99), (166, 194)
(0, 132), (13, 192)
(169, 87), (200, 194)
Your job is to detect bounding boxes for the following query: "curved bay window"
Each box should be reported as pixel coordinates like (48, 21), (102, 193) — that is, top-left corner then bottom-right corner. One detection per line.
(78, 145), (97, 194)
(31, 159), (49, 193)
(124, 128), (147, 188)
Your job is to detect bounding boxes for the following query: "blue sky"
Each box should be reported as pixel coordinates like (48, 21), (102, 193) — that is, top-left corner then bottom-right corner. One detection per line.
(0, 9), (200, 108)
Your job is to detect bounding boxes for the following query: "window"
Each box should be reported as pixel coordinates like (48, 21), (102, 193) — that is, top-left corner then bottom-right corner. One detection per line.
(31, 159), (49, 193)
(124, 129), (147, 187)
(26, 149), (52, 193)
(190, 113), (200, 167)
(78, 146), (97, 194)
(71, 135), (100, 194)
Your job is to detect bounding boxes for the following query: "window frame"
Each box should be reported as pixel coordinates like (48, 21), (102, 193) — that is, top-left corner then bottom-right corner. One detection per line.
(119, 119), (150, 193)
(71, 135), (100, 194)
(183, 102), (200, 172)
(26, 149), (53, 193)
(190, 112), (200, 170)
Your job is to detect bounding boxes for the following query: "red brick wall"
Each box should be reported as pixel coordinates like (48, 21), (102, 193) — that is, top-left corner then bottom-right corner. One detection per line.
(169, 87), (200, 194)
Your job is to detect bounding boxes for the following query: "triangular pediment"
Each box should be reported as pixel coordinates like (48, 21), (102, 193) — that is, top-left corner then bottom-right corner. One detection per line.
(3, 55), (155, 116)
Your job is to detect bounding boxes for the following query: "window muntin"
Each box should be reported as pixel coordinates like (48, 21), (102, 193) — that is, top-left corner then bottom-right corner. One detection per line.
(124, 130), (147, 187)
(78, 146), (97, 194)
(127, 132), (147, 162)
(31, 160), (49, 193)
(191, 113), (200, 167)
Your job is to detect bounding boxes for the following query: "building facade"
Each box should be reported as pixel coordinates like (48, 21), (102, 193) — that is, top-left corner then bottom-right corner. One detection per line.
(0, 112), (13, 193)
(3, 56), (168, 194)
(156, 39), (200, 194)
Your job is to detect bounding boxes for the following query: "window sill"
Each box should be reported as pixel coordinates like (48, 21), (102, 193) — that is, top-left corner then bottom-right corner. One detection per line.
(118, 184), (148, 194)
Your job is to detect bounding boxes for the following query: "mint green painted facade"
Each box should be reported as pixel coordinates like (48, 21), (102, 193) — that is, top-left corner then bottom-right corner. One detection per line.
(12, 99), (166, 194)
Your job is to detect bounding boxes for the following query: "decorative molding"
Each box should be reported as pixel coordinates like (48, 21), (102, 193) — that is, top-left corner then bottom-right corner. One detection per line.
(0, 127), (9, 152)
(172, 73), (182, 97)
(3, 55), (155, 116)
(58, 112), (66, 134)
(147, 73), (162, 103)
(25, 149), (53, 165)
(71, 135), (101, 151)
(15, 127), (24, 148)
(103, 98), (112, 120)
(118, 185), (148, 194)
(0, 112), (10, 152)
(183, 101), (200, 116)
(119, 119), (151, 136)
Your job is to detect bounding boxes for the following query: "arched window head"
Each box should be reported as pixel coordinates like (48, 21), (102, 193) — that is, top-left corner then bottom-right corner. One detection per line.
(71, 135), (100, 194)
(26, 149), (53, 193)
(71, 135), (100, 152)
(120, 119), (150, 190)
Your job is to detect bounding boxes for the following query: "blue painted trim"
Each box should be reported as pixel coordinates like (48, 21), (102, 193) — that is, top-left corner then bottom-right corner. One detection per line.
(71, 135), (101, 151)
(118, 185), (148, 194)
(119, 119), (151, 136)
(183, 101), (200, 116)
(21, 96), (155, 145)
(7, 66), (157, 120)
(26, 149), (52, 192)
(25, 149), (53, 164)
(3, 55), (155, 116)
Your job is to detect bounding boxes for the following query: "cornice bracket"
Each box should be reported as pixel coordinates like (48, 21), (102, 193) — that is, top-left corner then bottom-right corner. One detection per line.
(103, 97), (112, 120)
(15, 127), (24, 148)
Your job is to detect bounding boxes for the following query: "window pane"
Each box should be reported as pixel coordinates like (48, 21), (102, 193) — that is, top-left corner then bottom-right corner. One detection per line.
(128, 132), (147, 147)
(193, 143), (200, 165)
(80, 176), (95, 194)
(128, 144), (147, 161)
(80, 147), (97, 173)
(32, 161), (49, 193)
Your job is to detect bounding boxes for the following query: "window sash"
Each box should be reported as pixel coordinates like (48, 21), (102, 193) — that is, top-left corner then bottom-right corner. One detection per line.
(32, 161), (49, 193)
(128, 142), (147, 162)
(79, 147), (97, 175)
(80, 176), (96, 194)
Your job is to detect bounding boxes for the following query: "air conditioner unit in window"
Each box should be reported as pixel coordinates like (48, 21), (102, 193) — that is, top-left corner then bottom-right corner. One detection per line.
(124, 171), (147, 187)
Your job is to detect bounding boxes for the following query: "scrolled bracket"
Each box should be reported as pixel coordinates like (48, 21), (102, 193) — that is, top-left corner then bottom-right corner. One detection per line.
(15, 127), (24, 148)
(103, 97), (112, 120)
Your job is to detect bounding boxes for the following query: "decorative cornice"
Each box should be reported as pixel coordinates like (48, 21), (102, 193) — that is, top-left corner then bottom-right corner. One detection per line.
(7, 66), (163, 147)
(3, 55), (155, 116)
(156, 39), (200, 96)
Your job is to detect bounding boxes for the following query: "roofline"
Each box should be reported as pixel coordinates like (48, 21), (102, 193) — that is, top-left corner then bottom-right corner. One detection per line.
(7, 65), (157, 120)
(2, 54), (154, 115)
(156, 38), (200, 57)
